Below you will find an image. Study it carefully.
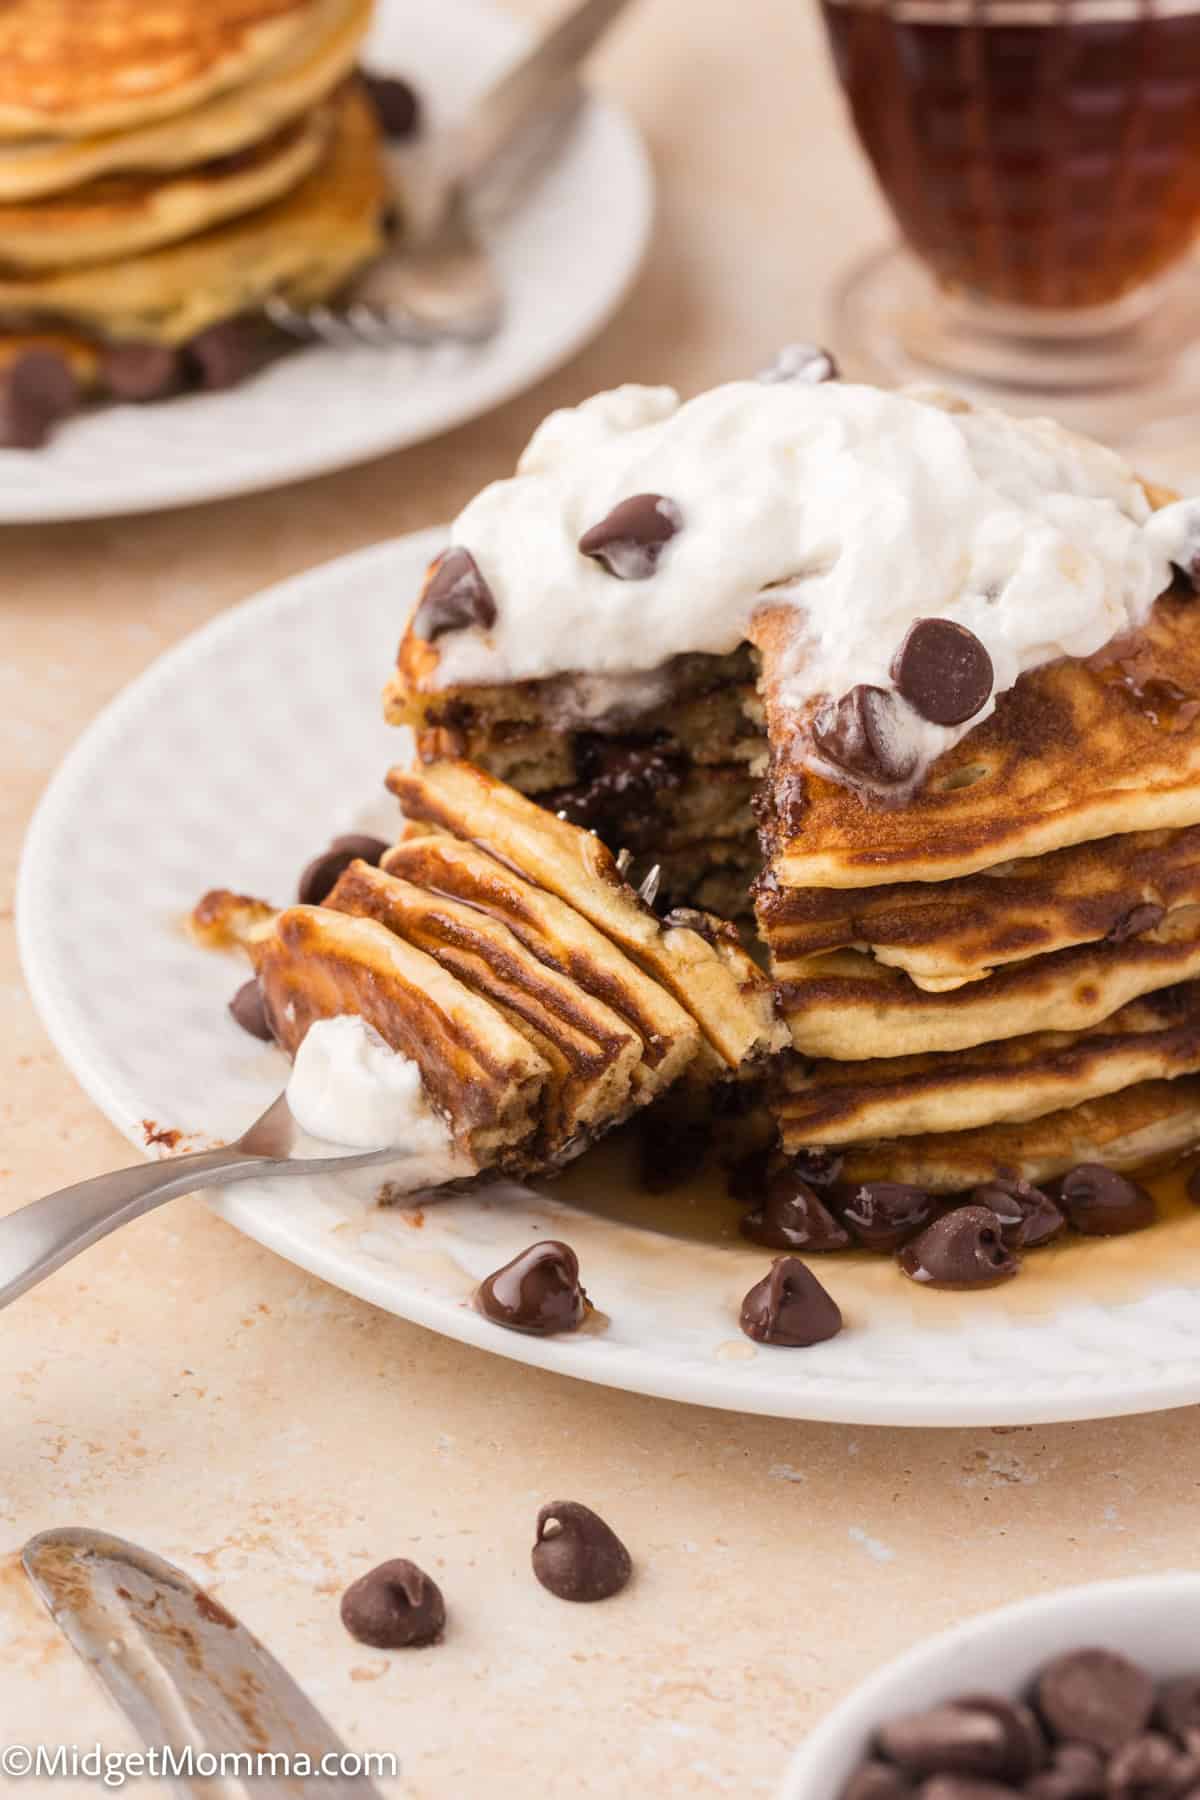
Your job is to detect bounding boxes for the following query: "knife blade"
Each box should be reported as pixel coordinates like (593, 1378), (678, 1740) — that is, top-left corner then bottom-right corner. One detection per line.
(22, 1528), (384, 1800)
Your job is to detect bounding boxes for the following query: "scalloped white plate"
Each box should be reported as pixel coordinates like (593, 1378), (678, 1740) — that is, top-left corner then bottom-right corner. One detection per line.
(20, 532), (1200, 1426)
(0, 0), (652, 522)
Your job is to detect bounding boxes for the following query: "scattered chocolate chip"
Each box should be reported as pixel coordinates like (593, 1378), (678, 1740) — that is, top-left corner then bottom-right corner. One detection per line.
(362, 70), (422, 138)
(229, 978), (272, 1042)
(185, 316), (275, 391)
(1158, 1674), (1200, 1744)
(638, 1114), (711, 1193)
(738, 1255), (843, 1347)
(757, 341), (840, 384)
(340, 1558), (445, 1648)
(1107, 1731), (1197, 1797)
(297, 833), (388, 906)
(101, 341), (184, 403)
(841, 1765), (915, 1799)
(740, 1167), (849, 1252)
(531, 1501), (632, 1602)
(412, 547), (497, 641)
(891, 618), (994, 727)
(897, 1205), (1020, 1288)
(841, 1181), (935, 1252)
(877, 1701), (1023, 1781)
(0, 349), (80, 449)
(578, 493), (683, 580)
(1057, 1165), (1156, 1237)
(811, 684), (918, 789)
(476, 1240), (588, 1335)
(1025, 1741), (1106, 1798)
(1106, 901), (1166, 945)
(970, 1177), (1065, 1249)
(1036, 1648), (1155, 1754)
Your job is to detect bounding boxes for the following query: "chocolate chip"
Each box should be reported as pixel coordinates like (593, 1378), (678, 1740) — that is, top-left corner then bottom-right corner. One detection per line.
(757, 342), (840, 384)
(1035, 1648), (1155, 1754)
(661, 905), (740, 946)
(840, 1765), (915, 1800)
(738, 1256), (843, 1347)
(877, 1700), (1026, 1781)
(1057, 1165), (1156, 1237)
(412, 547), (497, 641)
(920, 1782), (1025, 1799)
(897, 1205), (1020, 1288)
(531, 1501), (632, 1602)
(362, 71), (422, 138)
(329, 833), (390, 862)
(1107, 1732), (1198, 1797)
(340, 1558), (445, 1648)
(811, 685), (918, 789)
(297, 833), (388, 906)
(475, 1240), (589, 1335)
(970, 1178), (1065, 1249)
(185, 316), (274, 391)
(1105, 901), (1165, 945)
(892, 618), (994, 727)
(578, 493), (683, 580)
(953, 1694), (1046, 1781)
(841, 1181), (935, 1251)
(1026, 1742), (1106, 1798)
(740, 1168), (849, 1252)
(0, 349), (80, 449)
(967, 1182), (1025, 1246)
(101, 342), (183, 403)
(792, 1147), (845, 1188)
(229, 979), (272, 1042)
(1159, 1675), (1200, 1744)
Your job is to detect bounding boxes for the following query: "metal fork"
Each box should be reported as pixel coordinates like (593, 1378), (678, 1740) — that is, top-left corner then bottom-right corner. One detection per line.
(0, 1093), (409, 1310)
(268, 0), (634, 349)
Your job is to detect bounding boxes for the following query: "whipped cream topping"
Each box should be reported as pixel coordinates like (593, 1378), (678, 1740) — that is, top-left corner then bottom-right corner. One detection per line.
(427, 379), (1176, 785)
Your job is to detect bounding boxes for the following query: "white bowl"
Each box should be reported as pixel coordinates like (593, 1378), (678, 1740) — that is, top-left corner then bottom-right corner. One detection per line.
(780, 1573), (1200, 1798)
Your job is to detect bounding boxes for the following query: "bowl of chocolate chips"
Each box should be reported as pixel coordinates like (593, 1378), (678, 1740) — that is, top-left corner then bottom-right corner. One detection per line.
(780, 1573), (1200, 1798)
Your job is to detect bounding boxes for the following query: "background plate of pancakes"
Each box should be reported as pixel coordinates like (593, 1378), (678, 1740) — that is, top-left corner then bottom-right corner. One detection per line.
(22, 531), (1200, 1429)
(0, 0), (652, 522)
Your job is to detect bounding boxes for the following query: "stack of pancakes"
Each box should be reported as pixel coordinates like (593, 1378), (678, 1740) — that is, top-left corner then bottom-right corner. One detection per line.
(0, 0), (385, 414)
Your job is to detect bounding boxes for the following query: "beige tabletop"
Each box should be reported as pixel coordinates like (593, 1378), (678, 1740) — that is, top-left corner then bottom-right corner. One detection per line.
(3, 2), (1198, 1793)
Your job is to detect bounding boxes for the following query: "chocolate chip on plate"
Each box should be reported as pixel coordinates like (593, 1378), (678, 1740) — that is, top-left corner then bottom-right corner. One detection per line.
(578, 493), (683, 580)
(185, 316), (274, 390)
(840, 1764), (915, 1800)
(1025, 1741), (1106, 1799)
(811, 684), (918, 789)
(297, 833), (388, 906)
(362, 70), (422, 139)
(1035, 1647), (1155, 1754)
(740, 1167), (849, 1252)
(970, 1177), (1065, 1250)
(475, 1240), (589, 1335)
(841, 1181), (935, 1252)
(897, 1205), (1020, 1288)
(531, 1501), (632, 1602)
(101, 341), (184, 403)
(1107, 1732), (1198, 1798)
(228, 978), (272, 1042)
(891, 618), (994, 727)
(0, 348), (80, 449)
(1057, 1165), (1156, 1237)
(877, 1699), (1025, 1781)
(1105, 901), (1166, 945)
(1158, 1673), (1200, 1744)
(739, 1256), (843, 1347)
(791, 1147), (845, 1189)
(953, 1694), (1047, 1781)
(757, 341), (840, 385)
(920, 1781), (1026, 1800)
(340, 1557), (445, 1648)
(412, 547), (498, 641)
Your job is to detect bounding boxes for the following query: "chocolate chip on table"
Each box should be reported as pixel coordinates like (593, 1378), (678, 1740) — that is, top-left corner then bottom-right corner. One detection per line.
(1035, 1648), (1155, 1754)
(185, 316), (275, 390)
(531, 1501), (632, 1603)
(739, 1255), (843, 1347)
(578, 493), (683, 580)
(1057, 1165), (1156, 1237)
(841, 1181), (935, 1252)
(412, 547), (498, 641)
(1105, 901), (1166, 945)
(757, 341), (840, 384)
(475, 1240), (589, 1335)
(740, 1167), (849, 1252)
(297, 833), (388, 906)
(897, 1205), (1020, 1288)
(840, 1764), (915, 1799)
(811, 684), (918, 789)
(362, 70), (422, 138)
(0, 349), (80, 449)
(340, 1557), (445, 1648)
(891, 618), (994, 728)
(228, 978), (272, 1042)
(101, 341), (183, 403)
(970, 1178), (1065, 1249)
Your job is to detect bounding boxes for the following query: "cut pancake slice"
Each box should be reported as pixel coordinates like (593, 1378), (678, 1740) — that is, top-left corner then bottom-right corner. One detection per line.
(775, 903), (1200, 1060)
(775, 982), (1200, 1146)
(838, 1077), (1200, 1192)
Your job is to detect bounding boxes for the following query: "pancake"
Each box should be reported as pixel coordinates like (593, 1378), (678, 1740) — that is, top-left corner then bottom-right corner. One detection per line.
(837, 1077), (1200, 1191)
(0, 0), (321, 141)
(775, 904), (1200, 1060)
(0, 112), (329, 272)
(0, 0), (369, 201)
(0, 85), (385, 344)
(774, 983), (1200, 1146)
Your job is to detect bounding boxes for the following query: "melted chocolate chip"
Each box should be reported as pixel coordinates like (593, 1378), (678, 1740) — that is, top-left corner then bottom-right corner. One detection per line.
(578, 493), (683, 580)
(757, 342), (840, 384)
(791, 1147), (845, 1188)
(876, 1699), (1026, 1780)
(811, 685), (917, 789)
(363, 71), (422, 138)
(892, 618), (994, 727)
(412, 547), (497, 641)
(740, 1168), (849, 1252)
(840, 1764), (915, 1800)
(1036, 1648), (1155, 1754)
(1058, 1165), (1156, 1237)
(531, 1501), (632, 1602)
(340, 1558), (445, 1648)
(841, 1181), (935, 1251)
(102, 342), (183, 403)
(897, 1205), (1020, 1288)
(738, 1256), (843, 1347)
(1105, 901), (1166, 945)
(475, 1240), (588, 1335)
(297, 834), (388, 906)
(229, 978), (272, 1042)
(545, 735), (686, 854)
(185, 316), (274, 390)
(0, 349), (80, 449)
(970, 1177), (1065, 1249)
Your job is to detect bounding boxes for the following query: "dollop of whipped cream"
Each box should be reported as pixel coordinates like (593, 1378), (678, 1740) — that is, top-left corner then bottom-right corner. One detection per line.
(428, 379), (1176, 782)
(287, 1015), (470, 1187)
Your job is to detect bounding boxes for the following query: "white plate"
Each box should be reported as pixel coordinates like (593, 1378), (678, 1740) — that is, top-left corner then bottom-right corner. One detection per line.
(21, 531), (1200, 1427)
(0, 0), (652, 523)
